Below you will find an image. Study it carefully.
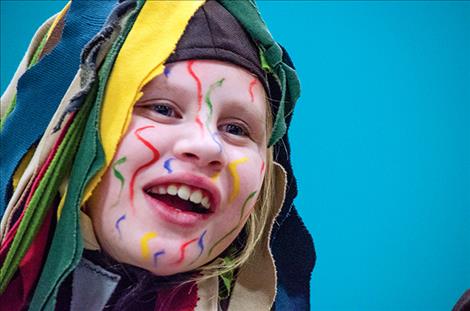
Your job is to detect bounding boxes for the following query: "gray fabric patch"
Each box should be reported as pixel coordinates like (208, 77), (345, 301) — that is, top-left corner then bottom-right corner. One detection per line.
(71, 257), (121, 311)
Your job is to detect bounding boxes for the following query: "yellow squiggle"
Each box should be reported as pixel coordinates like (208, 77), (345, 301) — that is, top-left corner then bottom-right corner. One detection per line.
(228, 157), (248, 203)
(211, 171), (221, 182)
(140, 232), (158, 260)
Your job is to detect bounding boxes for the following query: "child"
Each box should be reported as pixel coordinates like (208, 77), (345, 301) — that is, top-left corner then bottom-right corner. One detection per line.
(0, 1), (315, 310)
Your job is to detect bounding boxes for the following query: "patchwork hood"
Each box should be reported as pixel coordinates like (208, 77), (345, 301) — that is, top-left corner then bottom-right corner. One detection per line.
(0, 1), (315, 310)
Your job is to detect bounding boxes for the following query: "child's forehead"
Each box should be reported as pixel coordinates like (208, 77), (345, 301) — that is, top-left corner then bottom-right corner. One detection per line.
(163, 60), (258, 85)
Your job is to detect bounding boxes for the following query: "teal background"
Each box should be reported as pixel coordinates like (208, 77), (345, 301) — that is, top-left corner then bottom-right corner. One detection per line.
(1, 1), (469, 310)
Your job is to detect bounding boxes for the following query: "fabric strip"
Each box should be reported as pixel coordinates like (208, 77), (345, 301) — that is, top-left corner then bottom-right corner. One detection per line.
(0, 0), (116, 216)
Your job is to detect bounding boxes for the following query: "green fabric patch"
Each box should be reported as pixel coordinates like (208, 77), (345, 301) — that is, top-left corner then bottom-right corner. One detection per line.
(0, 94), (90, 293)
(219, 245), (237, 300)
(29, 2), (145, 309)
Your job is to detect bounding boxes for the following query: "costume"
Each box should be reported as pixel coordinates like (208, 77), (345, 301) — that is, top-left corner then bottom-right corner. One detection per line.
(0, 1), (315, 310)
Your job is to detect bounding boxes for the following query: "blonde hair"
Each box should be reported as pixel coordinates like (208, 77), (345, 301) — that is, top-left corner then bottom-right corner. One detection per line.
(193, 98), (277, 285)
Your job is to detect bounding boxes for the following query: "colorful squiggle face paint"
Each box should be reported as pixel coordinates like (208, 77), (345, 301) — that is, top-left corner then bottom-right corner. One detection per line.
(163, 157), (175, 173)
(88, 60), (267, 276)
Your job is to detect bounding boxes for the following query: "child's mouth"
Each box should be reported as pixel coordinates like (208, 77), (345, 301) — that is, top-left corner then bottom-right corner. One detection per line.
(145, 192), (212, 215)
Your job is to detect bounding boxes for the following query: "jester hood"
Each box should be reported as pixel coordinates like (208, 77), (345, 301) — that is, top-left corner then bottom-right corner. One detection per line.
(0, 1), (315, 310)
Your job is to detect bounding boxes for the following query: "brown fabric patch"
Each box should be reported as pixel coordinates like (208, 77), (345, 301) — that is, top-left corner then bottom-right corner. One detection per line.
(40, 9), (67, 59)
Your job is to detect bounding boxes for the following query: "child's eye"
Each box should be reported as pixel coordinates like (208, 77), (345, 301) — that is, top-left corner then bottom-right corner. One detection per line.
(151, 104), (178, 118)
(220, 123), (249, 137)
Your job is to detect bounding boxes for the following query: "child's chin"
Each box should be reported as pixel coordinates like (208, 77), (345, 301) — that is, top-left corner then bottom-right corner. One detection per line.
(119, 253), (205, 277)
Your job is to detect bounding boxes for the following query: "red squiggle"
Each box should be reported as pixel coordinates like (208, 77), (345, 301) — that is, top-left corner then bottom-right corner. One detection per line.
(187, 60), (204, 136)
(195, 116), (204, 132)
(187, 60), (202, 110)
(175, 237), (198, 264)
(248, 78), (257, 103)
(130, 125), (160, 215)
(260, 160), (265, 175)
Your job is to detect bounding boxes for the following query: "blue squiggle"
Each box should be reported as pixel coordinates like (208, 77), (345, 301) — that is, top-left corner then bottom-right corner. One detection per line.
(210, 131), (223, 154)
(163, 157), (174, 173)
(198, 230), (207, 257)
(115, 214), (126, 239)
(164, 66), (170, 77)
(153, 250), (165, 267)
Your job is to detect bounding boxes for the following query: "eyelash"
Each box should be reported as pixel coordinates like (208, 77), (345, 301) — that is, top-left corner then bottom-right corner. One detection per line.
(150, 104), (176, 118)
(219, 123), (249, 138)
(146, 103), (181, 119)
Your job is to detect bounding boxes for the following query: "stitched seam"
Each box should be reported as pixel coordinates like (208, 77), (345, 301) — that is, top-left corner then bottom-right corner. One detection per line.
(79, 260), (120, 281)
(202, 6), (218, 58)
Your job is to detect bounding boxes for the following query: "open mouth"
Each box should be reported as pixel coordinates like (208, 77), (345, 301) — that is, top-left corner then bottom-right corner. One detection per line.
(145, 183), (214, 215)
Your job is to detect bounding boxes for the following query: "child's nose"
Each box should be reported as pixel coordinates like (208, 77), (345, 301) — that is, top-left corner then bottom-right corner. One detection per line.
(173, 130), (226, 171)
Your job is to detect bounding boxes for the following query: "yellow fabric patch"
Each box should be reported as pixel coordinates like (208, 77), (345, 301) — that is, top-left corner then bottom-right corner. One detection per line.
(46, 1), (71, 41)
(12, 147), (35, 190)
(82, 0), (205, 204)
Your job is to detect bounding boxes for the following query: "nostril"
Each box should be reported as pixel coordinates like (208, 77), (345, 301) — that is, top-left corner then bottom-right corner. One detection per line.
(209, 160), (222, 169)
(182, 152), (198, 160)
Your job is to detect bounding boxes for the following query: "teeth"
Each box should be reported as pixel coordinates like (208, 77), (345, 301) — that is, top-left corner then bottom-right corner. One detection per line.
(167, 184), (178, 195)
(149, 183), (212, 210)
(201, 196), (210, 209)
(189, 190), (203, 204)
(177, 185), (191, 200)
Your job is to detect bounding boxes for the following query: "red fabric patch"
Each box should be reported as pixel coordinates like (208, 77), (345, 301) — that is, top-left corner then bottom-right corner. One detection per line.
(0, 208), (53, 310)
(154, 281), (198, 311)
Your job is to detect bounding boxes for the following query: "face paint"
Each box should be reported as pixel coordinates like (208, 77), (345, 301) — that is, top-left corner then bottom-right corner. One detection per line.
(204, 79), (225, 154)
(208, 191), (257, 257)
(211, 171), (221, 182)
(153, 250), (166, 267)
(163, 157), (175, 173)
(163, 65), (171, 78)
(228, 157), (248, 203)
(187, 60), (204, 133)
(204, 78), (225, 123)
(197, 229), (207, 256)
(115, 214), (126, 239)
(111, 156), (127, 207)
(209, 131), (223, 154)
(188, 229), (208, 266)
(175, 237), (198, 264)
(129, 125), (160, 214)
(112, 156), (127, 190)
(260, 160), (265, 175)
(140, 232), (158, 260)
(248, 78), (257, 103)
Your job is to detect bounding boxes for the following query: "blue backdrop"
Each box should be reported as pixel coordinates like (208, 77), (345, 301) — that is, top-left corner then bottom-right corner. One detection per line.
(1, 1), (469, 310)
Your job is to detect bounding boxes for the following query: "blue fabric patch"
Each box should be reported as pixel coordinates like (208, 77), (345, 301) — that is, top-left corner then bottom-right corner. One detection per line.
(71, 258), (121, 311)
(0, 0), (117, 216)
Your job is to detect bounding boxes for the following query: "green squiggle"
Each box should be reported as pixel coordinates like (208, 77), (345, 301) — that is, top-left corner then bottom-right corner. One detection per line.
(112, 156), (127, 190)
(208, 191), (257, 257)
(205, 78), (225, 123)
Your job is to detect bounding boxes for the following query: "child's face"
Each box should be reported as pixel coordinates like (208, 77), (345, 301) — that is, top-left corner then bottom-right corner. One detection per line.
(88, 60), (267, 275)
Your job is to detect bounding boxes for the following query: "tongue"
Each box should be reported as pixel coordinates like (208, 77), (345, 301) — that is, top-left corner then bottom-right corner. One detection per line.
(157, 194), (194, 212)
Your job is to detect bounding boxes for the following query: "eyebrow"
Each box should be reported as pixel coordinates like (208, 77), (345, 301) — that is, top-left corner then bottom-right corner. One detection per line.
(139, 76), (194, 101)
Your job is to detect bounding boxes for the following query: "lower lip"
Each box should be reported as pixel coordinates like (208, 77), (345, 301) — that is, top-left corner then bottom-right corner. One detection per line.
(143, 192), (211, 227)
